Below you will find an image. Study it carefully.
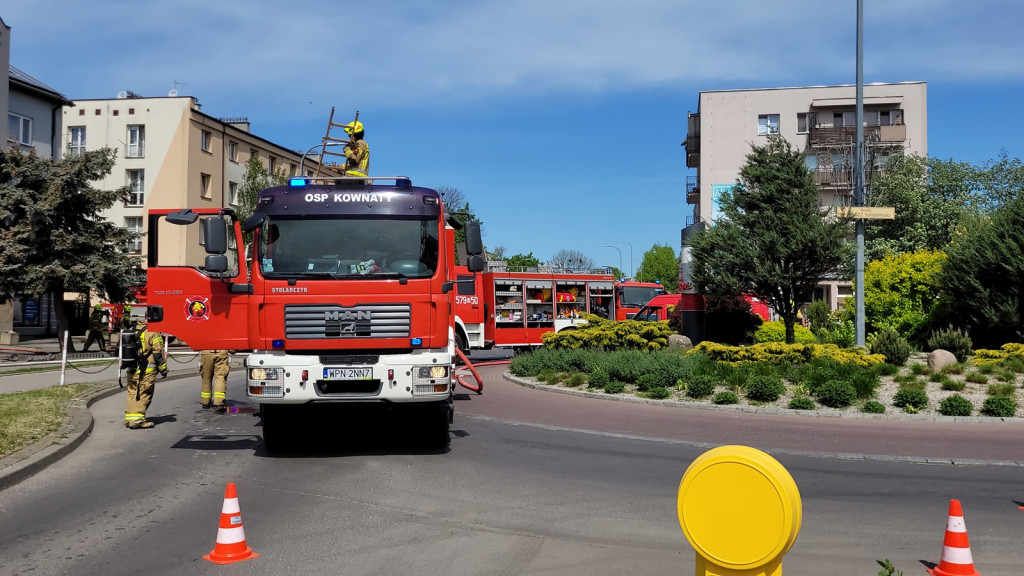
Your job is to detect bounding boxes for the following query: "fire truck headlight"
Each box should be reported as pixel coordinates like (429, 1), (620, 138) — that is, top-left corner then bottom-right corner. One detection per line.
(248, 367), (285, 398)
(412, 365), (451, 395)
(249, 367), (280, 381)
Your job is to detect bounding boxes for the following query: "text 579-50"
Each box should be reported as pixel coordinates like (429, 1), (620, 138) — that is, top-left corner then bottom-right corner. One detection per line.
(455, 296), (478, 305)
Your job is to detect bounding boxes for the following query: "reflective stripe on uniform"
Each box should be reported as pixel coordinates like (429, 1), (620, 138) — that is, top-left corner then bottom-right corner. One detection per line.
(125, 413), (145, 421)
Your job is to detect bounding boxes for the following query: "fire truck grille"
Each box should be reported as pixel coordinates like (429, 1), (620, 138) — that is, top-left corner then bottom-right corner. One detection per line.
(318, 354), (381, 365)
(284, 304), (411, 340)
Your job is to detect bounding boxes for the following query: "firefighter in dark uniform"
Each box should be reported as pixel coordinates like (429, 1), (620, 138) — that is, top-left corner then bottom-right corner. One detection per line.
(120, 305), (134, 331)
(342, 121), (370, 176)
(83, 304), (109, 352)
(124, 318), (167, 429)
(200, 350), (230, 411)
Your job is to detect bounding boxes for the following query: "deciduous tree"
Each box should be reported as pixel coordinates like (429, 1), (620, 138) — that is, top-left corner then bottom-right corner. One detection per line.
(550, 249), (594, 272)
(636, 243), (678, 292)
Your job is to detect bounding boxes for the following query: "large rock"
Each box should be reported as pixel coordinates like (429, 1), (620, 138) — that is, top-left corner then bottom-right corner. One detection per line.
(928, 349), (958, 371)
(668, 334), (693, 351)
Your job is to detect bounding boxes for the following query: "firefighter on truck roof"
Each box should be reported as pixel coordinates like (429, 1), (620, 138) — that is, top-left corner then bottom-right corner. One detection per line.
(342, 121), (370, 177)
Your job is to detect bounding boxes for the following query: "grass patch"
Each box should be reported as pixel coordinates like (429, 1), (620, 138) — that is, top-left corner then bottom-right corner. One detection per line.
(0, 384), (89, 457)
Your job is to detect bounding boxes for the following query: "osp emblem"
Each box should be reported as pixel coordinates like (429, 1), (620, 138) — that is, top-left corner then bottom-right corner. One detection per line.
(185, 296), (210, 321)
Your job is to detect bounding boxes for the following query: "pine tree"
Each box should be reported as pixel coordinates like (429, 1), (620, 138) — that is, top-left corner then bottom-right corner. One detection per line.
(689, 135), (854, 344)
(0, 148), (141, 351)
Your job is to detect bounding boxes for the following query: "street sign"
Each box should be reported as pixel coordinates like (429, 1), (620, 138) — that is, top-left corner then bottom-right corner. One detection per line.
(836, 206), (895, 219)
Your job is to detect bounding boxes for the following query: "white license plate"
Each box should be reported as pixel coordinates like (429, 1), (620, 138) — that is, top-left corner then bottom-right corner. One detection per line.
(323, 368), (372, 380)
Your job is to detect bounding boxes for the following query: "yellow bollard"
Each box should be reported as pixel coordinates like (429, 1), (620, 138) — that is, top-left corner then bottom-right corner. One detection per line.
(677, 445), (802, 576)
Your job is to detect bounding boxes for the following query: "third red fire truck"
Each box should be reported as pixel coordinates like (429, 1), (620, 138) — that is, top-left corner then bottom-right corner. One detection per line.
(453, 264), (616, 352)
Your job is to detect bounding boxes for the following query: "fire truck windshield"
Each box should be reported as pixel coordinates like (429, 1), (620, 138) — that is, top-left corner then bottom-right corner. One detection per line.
(619, 285), (666, 308)
(259, 216), (440, 279)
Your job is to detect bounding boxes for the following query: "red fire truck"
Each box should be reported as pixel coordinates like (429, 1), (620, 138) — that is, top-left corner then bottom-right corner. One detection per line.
(143, 176), (483, 450)
(452, 265), (616, 351)
(614, 280), (667, 320)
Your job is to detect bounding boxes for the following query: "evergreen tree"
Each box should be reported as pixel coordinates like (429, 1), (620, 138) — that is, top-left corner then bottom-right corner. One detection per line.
(0, 148), (141, 351)
(938, 196), (1024, 348)
(689, 135), (853, 344)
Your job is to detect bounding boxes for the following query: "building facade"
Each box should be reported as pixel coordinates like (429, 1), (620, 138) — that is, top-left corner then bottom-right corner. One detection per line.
(60, 94), (312, 270)
(682, 82), (928, 310)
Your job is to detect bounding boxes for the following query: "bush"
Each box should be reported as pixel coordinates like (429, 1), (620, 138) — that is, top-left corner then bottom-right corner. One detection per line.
(788, 397), (816, 410)
(564, 373), (587, 387)
(754, 321), (817, 344)
(712, 391), (739, 405)
(745, 375), (786, 402)
(635, 373), (663, 393)
(871, 362), (900, 377)
(941, 363), (965, 375)
(941, 380), (966, 392)
(909, 363), (931, 375)
(870, 328), (911, 366)
(927, 325), (973, 363)
(893, 388), (929, 410)
(980, 396), (1017, 417)
(645, 387), (671, 400)
(542, 313), (672, 351)
(806, 300), (831, 335)
(604, 381), (626, 394)
(862, 401), (886, 414)
(965, 372), (987, 384)
(986, 383), (1015, 397)
(849, 370), (880, 399)
(536, 369), (556, 383)
(939, 395), (974, 416)
(817, 319), (856, 348)
(588, 367), (610, 389)
(1004, 356), (1024, 373)
(685, 374), (716, 399)
(815, 379), (857, 408)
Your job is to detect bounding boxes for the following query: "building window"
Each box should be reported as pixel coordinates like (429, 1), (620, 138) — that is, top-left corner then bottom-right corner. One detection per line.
(228, 181), (238, 205)
(289, 164), (297, 176)
(269, 156), (277, 173)
(796, 113), (809, 133)
(757, 114), (779, 135)
(125, 217), (143, 254)
(228, 141), (238, 162)
(200, 173), (212, 199)
(201, 130), (212, 152)
(8, 113), (32, 145)
(127, 125), (145, 158)
(68, 127), (86, 156)
(127, 170), (145, 206)
(250, 149), (259, 162)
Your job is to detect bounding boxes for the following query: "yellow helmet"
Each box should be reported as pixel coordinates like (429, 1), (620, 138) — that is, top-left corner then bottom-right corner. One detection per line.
(124, 305), (132, 312)
(94, 304), (103, 311)
(344, 121), (364, 135)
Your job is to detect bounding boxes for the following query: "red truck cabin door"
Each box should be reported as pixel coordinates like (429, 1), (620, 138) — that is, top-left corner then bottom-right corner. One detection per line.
(144, 210), (251, 350)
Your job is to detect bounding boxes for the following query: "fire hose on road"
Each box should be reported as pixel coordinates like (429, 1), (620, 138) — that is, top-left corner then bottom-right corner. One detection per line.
(454, 349), (511, 394)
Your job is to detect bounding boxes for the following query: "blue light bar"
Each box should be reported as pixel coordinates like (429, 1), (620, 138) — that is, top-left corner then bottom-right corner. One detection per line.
(410, 337), (423, 346)
(272, 339), (285, 348)
(289, 177), (307, 187)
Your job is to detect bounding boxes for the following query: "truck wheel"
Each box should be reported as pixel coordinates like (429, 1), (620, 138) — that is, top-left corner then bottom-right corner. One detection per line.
(455, 332), (469, 360)
(424, 406), (451, 450)
(260, 404), (291, 453)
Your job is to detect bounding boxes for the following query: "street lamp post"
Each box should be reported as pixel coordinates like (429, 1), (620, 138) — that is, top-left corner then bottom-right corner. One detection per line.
(619, 241), (633, 280)
(602, 245), (622, 276)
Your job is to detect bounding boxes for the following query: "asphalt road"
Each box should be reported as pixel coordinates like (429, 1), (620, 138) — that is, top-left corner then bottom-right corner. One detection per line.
(0, 356), (1022, 575)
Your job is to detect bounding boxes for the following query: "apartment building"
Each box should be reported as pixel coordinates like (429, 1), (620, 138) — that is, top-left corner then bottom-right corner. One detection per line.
(681, 82), (928, 310)
(60, 94), (312, 269)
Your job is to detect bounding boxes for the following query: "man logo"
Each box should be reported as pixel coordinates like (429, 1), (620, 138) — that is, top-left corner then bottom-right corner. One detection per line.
(324, 310), (372, 321)
(325, 308), (371, 337)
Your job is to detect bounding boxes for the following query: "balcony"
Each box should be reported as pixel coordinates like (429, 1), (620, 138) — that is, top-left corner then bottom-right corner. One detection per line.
(809, 124), (906, 147)
(685, 175), (700, 204)
(813, 168), (884, 188)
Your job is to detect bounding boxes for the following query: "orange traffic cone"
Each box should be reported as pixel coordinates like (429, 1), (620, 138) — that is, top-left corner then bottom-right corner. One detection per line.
(927, 499), (980, 576)
(203, 482), (259, 564)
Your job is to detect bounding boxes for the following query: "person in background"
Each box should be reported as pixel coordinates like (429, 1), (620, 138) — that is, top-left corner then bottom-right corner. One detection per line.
(199, 350), (230, 411)
(83, 304), (109, 352)
(120, 305), (134, 331)
(124, 318), (167, 429)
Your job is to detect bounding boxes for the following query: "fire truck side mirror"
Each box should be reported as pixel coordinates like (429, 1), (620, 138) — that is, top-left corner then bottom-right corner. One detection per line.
(466, 255), (485, 273)
(464, 220), (483, 256)
(202, 217), (228, 255)
(205, 254), (229, 273)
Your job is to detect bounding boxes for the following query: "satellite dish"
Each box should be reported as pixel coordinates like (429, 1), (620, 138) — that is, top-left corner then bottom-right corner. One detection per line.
(168, 89), (179, 97)
(117, 91), (128, 99)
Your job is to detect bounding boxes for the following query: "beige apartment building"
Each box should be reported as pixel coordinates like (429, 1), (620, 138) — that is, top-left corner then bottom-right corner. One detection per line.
(682, 82), (928, 310)
(60, 94), (318, 269)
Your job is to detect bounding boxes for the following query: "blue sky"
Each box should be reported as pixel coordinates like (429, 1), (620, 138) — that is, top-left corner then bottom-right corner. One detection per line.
(5, 1), (1024, 274)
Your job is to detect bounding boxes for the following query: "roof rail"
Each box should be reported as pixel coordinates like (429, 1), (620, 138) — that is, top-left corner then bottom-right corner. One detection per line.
(287, 175), (412, 187)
